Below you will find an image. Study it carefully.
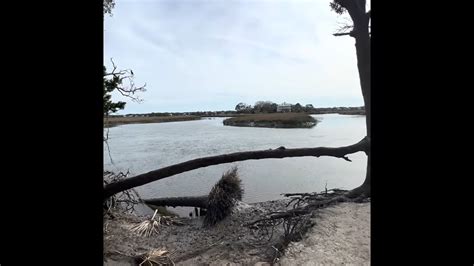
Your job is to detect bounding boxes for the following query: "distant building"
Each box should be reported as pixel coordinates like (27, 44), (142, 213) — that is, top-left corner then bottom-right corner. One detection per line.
(277, 102), (292, 112)
(305, 104), (314, 109)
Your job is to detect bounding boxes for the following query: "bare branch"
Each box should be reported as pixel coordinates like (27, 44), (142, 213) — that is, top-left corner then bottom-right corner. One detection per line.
(337, 24), (353, 32)
(104, 132), (114, 165)
(342, 156), (352, 162)
(246, 189), (350, 228)
(103, 115), (116, 165)
(103, 170), (143, 215)
(115, 84), (147, 103)
(110, 58), (118, 74)
(104, 58), (146, 103)
(333, 31), (354, 37)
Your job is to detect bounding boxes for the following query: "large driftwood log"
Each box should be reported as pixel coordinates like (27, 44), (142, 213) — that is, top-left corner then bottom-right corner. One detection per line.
(104, 137), (368, 199)
(144, 196), (208, 209)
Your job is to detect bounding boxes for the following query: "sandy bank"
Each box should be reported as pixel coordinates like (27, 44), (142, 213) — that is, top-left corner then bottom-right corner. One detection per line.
(279, 202), (370, 265)
(104, 200), (370, 265)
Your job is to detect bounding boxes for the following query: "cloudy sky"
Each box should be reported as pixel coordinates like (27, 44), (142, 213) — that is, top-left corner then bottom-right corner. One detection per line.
(104, 0), (365, 114)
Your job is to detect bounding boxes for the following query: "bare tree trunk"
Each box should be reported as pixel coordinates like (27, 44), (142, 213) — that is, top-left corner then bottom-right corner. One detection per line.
(335, 0), (371, 198)
(104, 138), (368, 199)
(353, 4), (371, 197)
(346, 26), (371, 198)
(346, 151), (370, 198)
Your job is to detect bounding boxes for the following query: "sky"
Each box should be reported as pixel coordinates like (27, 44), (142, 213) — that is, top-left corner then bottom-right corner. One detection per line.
(104, 0), (367, 114)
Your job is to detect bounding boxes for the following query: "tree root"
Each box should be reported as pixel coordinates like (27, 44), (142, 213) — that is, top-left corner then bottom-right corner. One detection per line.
(247, 189), (357, 227)
(103, 171), (143, 217)
(245, 186), (370, 262)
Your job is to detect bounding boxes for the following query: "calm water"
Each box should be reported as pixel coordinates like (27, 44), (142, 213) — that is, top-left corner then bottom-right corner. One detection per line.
(104, 114), (367, 215)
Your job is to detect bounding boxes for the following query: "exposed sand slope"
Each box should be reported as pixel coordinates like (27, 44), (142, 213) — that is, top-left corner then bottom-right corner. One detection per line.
(104, 201), (370, 265)
(279, 202), (370, 265)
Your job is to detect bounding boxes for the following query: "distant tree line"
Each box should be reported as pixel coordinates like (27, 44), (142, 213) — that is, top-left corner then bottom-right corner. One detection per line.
(235, 101), (312, 114)
(109, 104), (364, 118)
(234, 101), (364, 114)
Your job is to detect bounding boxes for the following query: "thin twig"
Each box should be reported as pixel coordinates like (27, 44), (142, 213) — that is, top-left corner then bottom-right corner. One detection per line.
(104, 117), (115, 165)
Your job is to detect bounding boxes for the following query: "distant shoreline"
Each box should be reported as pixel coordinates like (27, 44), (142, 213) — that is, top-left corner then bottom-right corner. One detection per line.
(109, 106), (365, 118)
(322, 110), (365, 115)
(104, 115), (201, 127)
(104, 111), (365, 128)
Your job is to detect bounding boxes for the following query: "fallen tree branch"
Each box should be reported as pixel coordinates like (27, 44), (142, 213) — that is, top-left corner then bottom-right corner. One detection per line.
(244, 188), (366, 262)
(282, 189), (345, 198)
(144, 196), (208, 209)
(246, 190), (351, 227)
(104, 137), (368, 199)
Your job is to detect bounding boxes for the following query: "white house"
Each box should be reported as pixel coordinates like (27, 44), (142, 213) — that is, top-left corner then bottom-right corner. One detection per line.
(277, 102), (292, 112)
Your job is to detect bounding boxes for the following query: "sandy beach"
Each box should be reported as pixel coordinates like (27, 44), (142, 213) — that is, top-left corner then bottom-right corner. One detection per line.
(104, 199), (370, 265)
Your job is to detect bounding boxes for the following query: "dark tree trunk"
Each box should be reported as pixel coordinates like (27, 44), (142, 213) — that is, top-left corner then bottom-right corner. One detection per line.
(144, 196), (208, 209)
(336, 0), (371, 198)
(349, 23), (371, 197)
